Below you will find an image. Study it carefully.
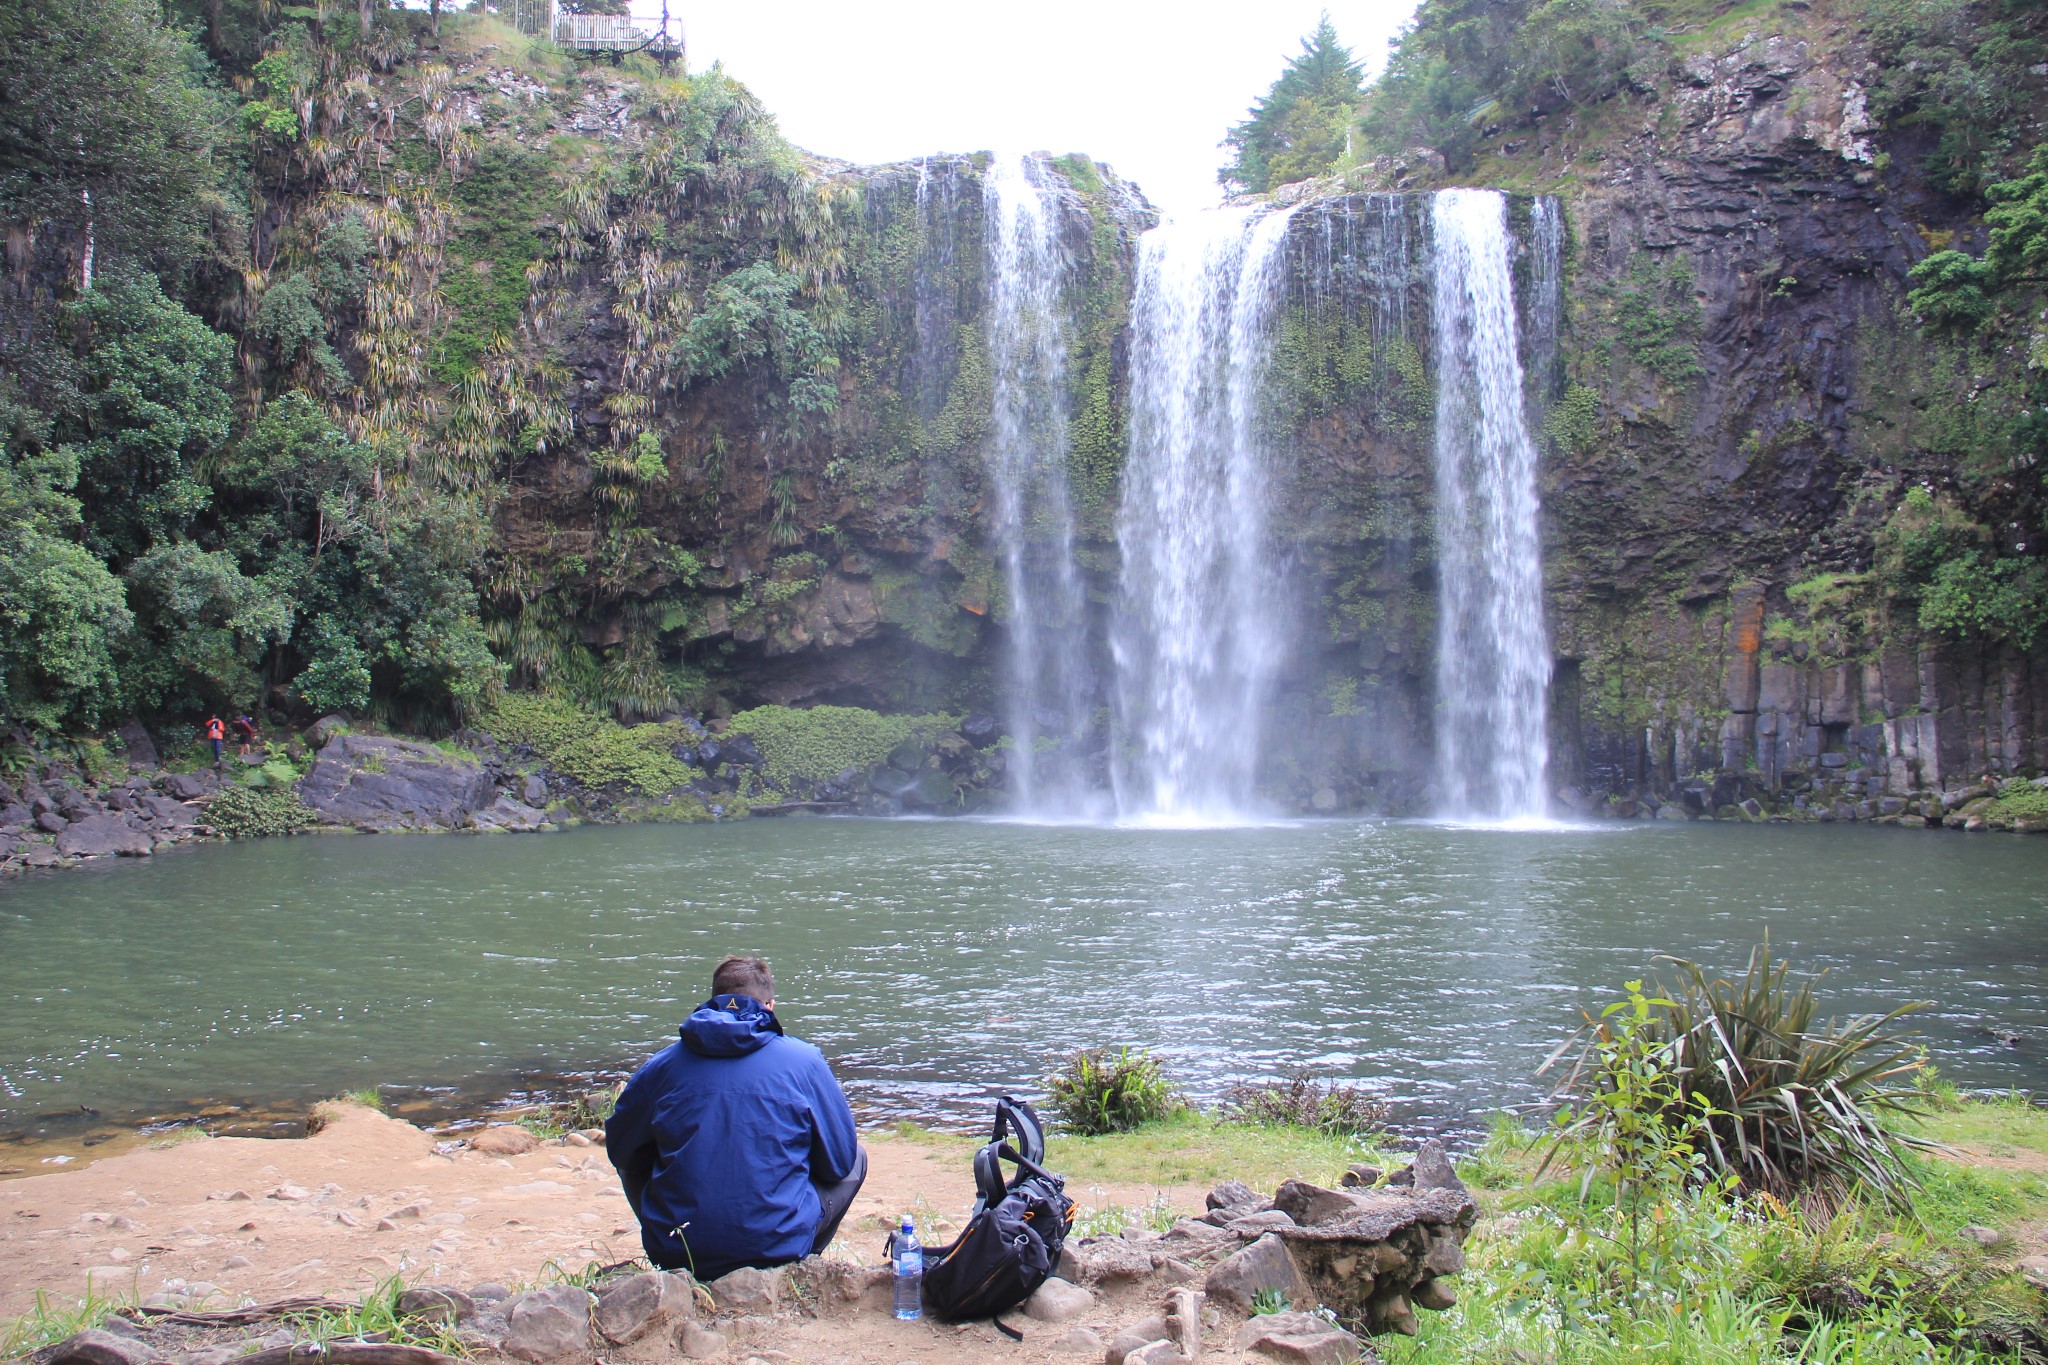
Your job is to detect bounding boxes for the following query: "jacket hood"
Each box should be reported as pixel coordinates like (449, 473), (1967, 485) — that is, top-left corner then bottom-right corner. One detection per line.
(680, 993), (785, 1058)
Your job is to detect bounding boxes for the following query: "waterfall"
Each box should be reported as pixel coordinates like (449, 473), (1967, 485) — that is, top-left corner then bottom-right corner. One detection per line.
(982, 153), (1097, 815)
(1111, 207), (1296, 823)
(1430, 188), (1552, 822)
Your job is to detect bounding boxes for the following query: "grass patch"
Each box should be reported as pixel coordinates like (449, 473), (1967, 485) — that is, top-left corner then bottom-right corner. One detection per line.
(1, 1289), (127, 1358)
(285, 1278), (463, 1353)
(1380, 1096), (2048, 1365)
(330, 1086), (386, 1112)
(515, 1088), (618, 1140)
(1044, 1111), (1373, 1191)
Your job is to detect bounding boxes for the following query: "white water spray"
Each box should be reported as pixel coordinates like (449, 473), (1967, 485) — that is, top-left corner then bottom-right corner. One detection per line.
(983, 153), (1096, 815)
(1111, 206), (1296, 824)
(1431, 188), (1551, 821)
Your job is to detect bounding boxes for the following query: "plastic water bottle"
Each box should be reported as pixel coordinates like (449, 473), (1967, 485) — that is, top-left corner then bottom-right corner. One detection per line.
(891, 1216), (923, 1320)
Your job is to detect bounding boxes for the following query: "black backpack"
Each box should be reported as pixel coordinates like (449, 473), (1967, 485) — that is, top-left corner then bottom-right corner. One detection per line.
(897, 1097), (1075, 1324)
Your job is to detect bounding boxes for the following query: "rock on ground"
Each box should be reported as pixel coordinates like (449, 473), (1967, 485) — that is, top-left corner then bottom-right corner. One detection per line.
(706, 1265), (785, 1314)
(468, 1126), (540, 1156)
(501, 1284), (595, 1362)
(53, 814), (153, 858)
(297, 734), (493, 831)
(594, 1269), (695, 1343)
(1021, 1276), (1094, 1322)
(1205, 1233), (1310, 1312)
(1235, 1311), (1367, 1365)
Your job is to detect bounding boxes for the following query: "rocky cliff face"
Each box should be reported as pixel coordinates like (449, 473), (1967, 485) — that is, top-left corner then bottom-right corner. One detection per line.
(1254, 23), (2048, 822)
(219, 26), (2043, 824)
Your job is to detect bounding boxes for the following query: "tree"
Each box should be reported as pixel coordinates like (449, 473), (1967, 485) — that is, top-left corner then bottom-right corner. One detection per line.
(0, 0), (223, 279)
(0, 444), (132, 732)
(1219, 14), (1365, 195)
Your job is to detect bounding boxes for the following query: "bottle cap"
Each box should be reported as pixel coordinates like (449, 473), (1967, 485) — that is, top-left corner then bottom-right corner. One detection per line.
(901, 1216), (914, 1230)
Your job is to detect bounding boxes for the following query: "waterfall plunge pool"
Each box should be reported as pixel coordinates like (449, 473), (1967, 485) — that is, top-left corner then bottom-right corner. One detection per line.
(3, 817), (2043, 1150)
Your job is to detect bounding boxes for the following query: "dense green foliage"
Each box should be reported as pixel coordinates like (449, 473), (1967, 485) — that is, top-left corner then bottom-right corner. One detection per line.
(1218, 1072), (1388, 1136)
(726, 705), (957, 784)
(1219, 16), (1366, 193)
(1046, 1047), (1185, 1136)
(1875, 487), (2048, 651)
(482, 693), (695, 795)
(0, 0), (872, 743)
(200, 783), (316, 838)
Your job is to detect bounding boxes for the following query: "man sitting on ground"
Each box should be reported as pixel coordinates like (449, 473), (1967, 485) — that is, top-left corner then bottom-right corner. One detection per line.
(606, 955), (866, 1281)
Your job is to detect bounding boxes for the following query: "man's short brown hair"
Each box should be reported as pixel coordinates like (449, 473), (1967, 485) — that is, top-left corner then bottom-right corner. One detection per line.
(712, 955), (775, 1002)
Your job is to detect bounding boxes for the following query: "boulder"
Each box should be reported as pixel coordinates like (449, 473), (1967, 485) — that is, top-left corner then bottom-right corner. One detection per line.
(500, 1285), (594, 1362)
(1272, 1184), (1476, 1334)
(1207, 1180), (1259, 1211)
(1052, 1325), (1102, 1354)
(305, 715), (350, 746)
(961, 713), (1000, 746)
(55, 815), (153, 858)
(468, 1126), (540, 1156)
(135, 795), (197, 829)
(1204, 1233), (1309, 1312)
(719, 734), (764, 768)
(1107, 1316), (1171, 1365)
(1229, 1208), (1302, 1235)
(35, 811), (68, 835)
(1234, 1311), (1364, 1365)
(117, 720), (159, 770)
(1404, 1140), (1466, 1194)
(1020, 1276), (1094, 1322)
(1064, 1237), (1160, 1284)
(676, 1323), (727, 1359)
(298, 734), (493, 831)
(160, 773), (217, 801)
(396, 1286), (475, 1323)
(1273, 1182), (1368, 1228)
(1124, 1343), (1190, 1365)
(522, 775), (549, 805)
(706, 1265), (784, 1314)
(593, 1270), (695, 1343)
(39, 1329), (167, 1365)
(471, 795), (549, 832)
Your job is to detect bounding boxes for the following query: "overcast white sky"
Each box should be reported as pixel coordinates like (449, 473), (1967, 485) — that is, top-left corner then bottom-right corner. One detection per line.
(611, 1), (1422, 220)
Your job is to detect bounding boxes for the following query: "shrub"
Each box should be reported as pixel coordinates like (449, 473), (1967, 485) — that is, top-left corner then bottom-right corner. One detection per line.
(202, 783), (314, 838)
(1545, 945), (1934, 1208)
(726, 704), (958, 785)
(1220, 1071), (1388, 1136)
(484, 691), (693, 796)
(1046, 1047), (1184, 1136)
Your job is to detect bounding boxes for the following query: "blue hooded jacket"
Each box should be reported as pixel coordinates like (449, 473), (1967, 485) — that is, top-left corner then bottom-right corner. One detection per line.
(606, 994), (859, 1280)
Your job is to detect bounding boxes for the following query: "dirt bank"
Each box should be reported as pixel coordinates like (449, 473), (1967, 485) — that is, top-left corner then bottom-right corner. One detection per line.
(0, 1104), (1202, 1322)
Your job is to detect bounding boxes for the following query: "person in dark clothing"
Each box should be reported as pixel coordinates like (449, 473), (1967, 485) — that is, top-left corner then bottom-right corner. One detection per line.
(233, 715), (259, 757)
(606, 956), (866, 1281)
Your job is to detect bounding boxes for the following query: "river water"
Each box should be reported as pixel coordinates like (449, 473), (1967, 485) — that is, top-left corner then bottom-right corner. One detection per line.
(2, 819), (2043, 1142)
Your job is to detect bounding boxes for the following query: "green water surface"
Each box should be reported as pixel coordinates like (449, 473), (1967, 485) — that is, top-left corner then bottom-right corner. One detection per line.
(2, 817), (2043, 1136)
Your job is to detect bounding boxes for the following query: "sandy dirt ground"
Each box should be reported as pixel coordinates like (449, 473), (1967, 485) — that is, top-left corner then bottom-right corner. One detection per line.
(0, 1105), (1208, 1335)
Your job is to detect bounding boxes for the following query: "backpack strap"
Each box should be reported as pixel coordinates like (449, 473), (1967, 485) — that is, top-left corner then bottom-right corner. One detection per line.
(992, 1096), (1046, 1165)
(967, 1140), (1008, 1219)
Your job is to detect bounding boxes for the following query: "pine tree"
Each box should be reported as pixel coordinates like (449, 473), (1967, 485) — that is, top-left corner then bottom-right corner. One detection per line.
(1219, 14), (1366, 195)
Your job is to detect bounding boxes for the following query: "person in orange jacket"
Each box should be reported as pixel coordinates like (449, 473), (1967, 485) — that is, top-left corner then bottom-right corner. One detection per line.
(205, 716), (226, 764)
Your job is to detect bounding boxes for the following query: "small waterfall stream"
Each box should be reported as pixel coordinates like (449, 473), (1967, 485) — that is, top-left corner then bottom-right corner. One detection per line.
(982, 153), (1097, 815)
(1111, 207), (1296, 823)
(1430, 188), (1553, 822)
